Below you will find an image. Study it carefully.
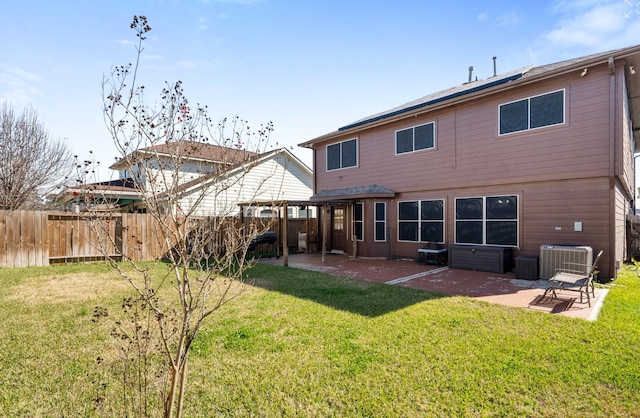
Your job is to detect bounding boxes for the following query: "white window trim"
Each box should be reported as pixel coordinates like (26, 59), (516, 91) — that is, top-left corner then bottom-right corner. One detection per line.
(395, 121), (437, 155)
(326, 138), (358, 171)
(353, 202), (364, 242)
(454, 195), (520, 247)
(498, 89), (565, 136)
(374, 202), (386, 242)
(397, 199), (445, 243)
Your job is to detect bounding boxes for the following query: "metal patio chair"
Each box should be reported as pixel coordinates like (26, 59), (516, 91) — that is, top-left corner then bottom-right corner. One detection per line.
(544, 250), (603, 307)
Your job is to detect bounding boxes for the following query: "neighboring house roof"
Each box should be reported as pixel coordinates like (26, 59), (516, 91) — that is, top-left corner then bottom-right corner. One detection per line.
(60, 177), (140, 203)
(110, 141), (258, 170)
(311, 184), (395, 202)
(62, 145), (312, 212)
(163, 147), (312, 199)
(299, 44), (640, 148)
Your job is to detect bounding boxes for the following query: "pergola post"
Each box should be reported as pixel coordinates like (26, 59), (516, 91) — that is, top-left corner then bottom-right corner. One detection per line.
(322, 204), (328, 263)
(282, 201), (288, 267)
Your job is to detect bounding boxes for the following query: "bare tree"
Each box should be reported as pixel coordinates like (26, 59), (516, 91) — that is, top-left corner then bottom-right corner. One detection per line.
(0, 102), (73, 210)
(90, 15), (280, 417)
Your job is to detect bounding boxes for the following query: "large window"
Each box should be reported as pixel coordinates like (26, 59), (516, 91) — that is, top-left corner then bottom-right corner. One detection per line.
(398, 199), (444, 243)
(327, 138), (358, 170)
(353, 202), (364, 241)
(455, 195), (518, 246)
(374, 202), (386, 242)
(396, 122), (436, 154)
(499, 90), (564, 135)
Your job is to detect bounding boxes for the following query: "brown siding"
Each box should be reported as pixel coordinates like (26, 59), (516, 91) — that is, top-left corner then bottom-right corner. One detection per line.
(314, 66), (613, 195)
(615, 183), (629, 275)
(311, 61), (630, 279)
(371, 178), (613, 276)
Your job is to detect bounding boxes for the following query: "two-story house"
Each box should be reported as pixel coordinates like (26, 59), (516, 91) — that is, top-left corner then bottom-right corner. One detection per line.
(62, 141), (314, 217)
(300, 44), (640, 279)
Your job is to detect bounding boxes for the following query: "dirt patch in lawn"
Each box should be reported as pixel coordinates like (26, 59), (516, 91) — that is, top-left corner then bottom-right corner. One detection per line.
(6, 273), (130, 305)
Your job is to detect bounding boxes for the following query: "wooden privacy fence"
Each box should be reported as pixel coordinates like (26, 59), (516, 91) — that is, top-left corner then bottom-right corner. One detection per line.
(0, 211), (169, 268)
(0, 210), (319, 268)
(627, 214), (640, 261)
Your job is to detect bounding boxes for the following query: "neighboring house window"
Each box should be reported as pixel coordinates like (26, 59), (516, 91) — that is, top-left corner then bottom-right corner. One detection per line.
(398, 200), (444, 243)
(327, 138), (357, 170)
(455, 195), (518, 246)
(260, 209), (275, 217)
(499, 90), (564, 135)
(353, 202), (364, 241)
(374, 202), (386, 242)
(396, 122), (436, 154)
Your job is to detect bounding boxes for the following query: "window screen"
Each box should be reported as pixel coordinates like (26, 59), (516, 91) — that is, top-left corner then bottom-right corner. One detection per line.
(327, 143), (341, 170)
(414, 123), (434, 150)
(499, 90), (564, 135)
(530, 91), (564, 129)
(455, 195), (518, 246)
(398, 199), (444, 242)
(499, 100), (528, 134)
(396, 122), (436, 154)
(375, 202), (386, 241)
(326, 139), (358, 170)
(354, 203), (363, 241)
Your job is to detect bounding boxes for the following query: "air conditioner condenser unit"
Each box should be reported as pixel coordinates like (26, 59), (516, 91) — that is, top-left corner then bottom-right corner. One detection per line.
(539, 245), (593, 279)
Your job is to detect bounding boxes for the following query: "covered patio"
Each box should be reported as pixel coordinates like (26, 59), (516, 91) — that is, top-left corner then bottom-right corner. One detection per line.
(258, 253), (608, 321)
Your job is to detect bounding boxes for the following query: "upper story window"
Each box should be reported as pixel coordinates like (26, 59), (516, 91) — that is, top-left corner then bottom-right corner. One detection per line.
(327, 138), (357, 170)
(499, 90), (565, 135)
(396, 122), (435, 154)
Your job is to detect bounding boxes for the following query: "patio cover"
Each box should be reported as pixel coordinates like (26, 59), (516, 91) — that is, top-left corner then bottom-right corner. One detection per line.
(310, 184), (395, 202)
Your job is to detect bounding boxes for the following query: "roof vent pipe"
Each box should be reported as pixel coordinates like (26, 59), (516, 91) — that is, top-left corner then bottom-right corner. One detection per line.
(468, 66), (474, 83)
(493, 56), (497, 77)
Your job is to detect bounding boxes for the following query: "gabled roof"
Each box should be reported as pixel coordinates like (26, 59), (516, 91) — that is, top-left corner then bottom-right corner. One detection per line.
(66, 147), (312, 206)
(110, 141), (258, 170)
(339, 66), (531, 132)
(300, 44), (640, 149)
(160, 147), (312, 199)
(59, 177), (140, 203)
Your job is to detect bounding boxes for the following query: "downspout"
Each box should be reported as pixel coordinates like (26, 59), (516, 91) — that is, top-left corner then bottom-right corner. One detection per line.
(634, 154), (640, 215)
(608, 57), (617, 279)
(453, 106), (458, 170)
(312, 147), (318, 197)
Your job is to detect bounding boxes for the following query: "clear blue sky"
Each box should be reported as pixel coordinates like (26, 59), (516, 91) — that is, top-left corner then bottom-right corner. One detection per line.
(1, 0), (639, 178)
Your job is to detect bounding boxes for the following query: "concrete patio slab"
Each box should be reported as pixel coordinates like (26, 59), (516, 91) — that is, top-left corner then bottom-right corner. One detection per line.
(258, 253), (607, 321)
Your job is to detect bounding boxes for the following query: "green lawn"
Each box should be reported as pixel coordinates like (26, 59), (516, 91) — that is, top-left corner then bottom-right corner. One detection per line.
(1, 261), (639, 416)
